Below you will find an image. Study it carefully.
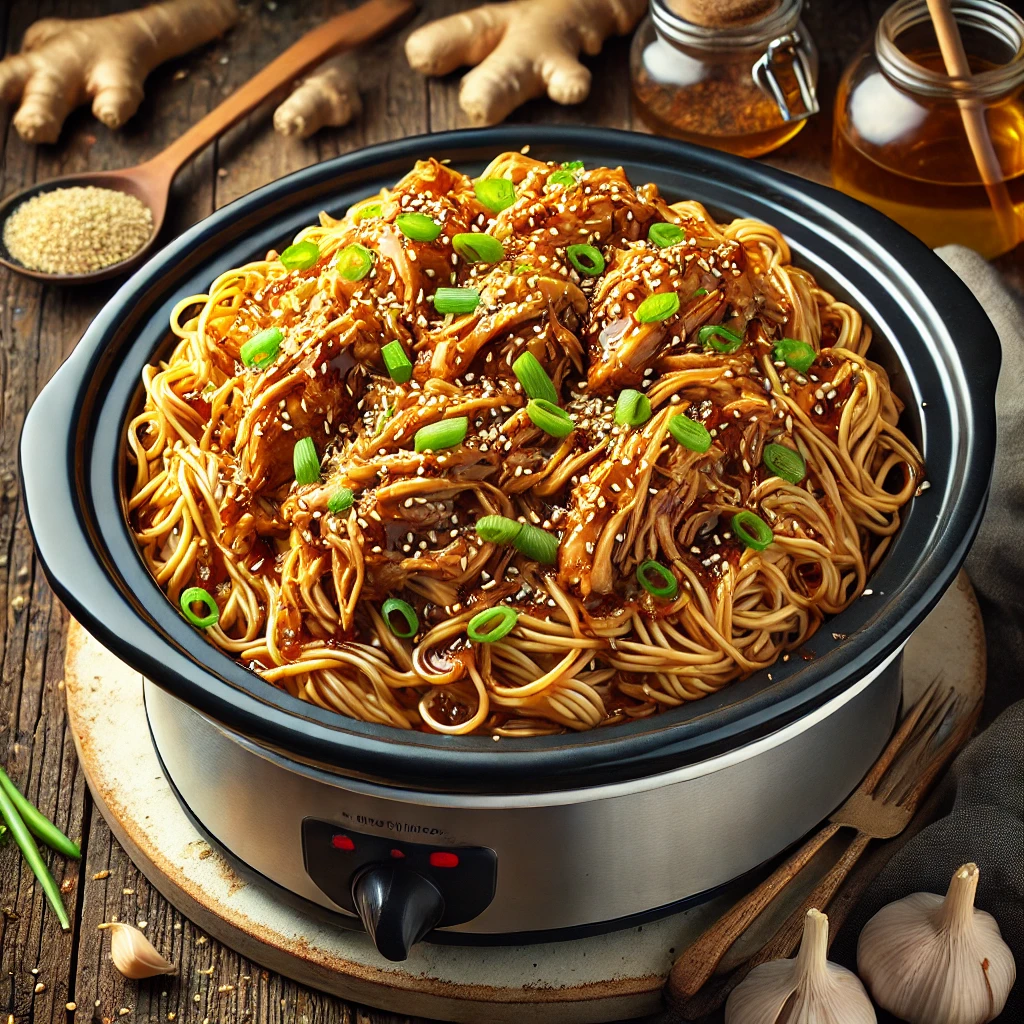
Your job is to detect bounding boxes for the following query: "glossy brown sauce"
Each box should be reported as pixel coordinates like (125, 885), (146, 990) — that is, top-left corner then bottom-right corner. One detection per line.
(141, 155), (913, 735)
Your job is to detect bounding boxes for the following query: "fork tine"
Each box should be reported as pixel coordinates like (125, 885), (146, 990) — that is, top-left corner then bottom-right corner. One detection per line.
(896, 694), (980, 809)
(858, 677), (943, 796)
(877, 687), (961, 806)
(874, 685), (956, 802)
(878, 686), (957, 795)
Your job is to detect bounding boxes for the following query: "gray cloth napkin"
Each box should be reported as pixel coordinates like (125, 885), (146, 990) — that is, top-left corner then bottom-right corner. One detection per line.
(662, 246), (1024, 1024)
(828, 247), (1024, 1021)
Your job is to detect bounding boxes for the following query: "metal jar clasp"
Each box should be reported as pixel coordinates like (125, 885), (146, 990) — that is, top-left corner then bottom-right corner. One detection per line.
(752, 32), (819, 122)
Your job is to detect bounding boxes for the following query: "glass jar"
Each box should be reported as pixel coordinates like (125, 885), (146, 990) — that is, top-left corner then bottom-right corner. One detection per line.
(630, 0), (819, 157)
(833, 0), (1024, 258)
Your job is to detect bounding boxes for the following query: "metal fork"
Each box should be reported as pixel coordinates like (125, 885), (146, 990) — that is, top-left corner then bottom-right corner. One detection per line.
(667, 679), (978, 1014)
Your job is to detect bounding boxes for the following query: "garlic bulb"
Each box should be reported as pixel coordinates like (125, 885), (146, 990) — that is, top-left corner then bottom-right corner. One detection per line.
(726, 909), (876, 1024)
(100, 922), (175, 979)
(857, 863), (1016, 1024)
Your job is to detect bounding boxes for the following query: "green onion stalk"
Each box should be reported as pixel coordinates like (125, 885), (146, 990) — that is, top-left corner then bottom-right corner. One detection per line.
(0, 766), (76, 930)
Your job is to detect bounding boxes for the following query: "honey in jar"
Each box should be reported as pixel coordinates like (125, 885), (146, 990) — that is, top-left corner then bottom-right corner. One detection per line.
(630, 0), (819, 157)
(833, 0), (1024, 258)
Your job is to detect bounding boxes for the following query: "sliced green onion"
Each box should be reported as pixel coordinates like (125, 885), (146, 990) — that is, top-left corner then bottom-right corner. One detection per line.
(668, 413), (712, 453)
(327, 488), (354, 515)
(636, 291), (680, 323)
(566, 243), (605, 277)
(547, 170), (576, 188)
(354, 201), (382, 220)
(476, 515), (524, 544)
(512, 263), (535, 276)
(433, 287), (480, 315)
(763, 443), (806, 484)
(699, 323), (744, 353)
(561, 160), (584, 171)
(692, 287), (709, 297)
(337, 243), (374, 280)
(414, 416), (469, 452)
(637, 560), (679, 600)
(614, 389), (653, 427)
(396, 212), (442, 242)
(452, 232), (504, 264)
(293, 436), (320, 485)
(280, 239), (320, 270)
(513, 522), (559, 564)
(376, 404), (394, 434)
(512, 352), (558, 403)
(733, 510), (774, 551)
(381, 340), (413, 384)
(0, 782), (69, 930)
(467, 606), (518, 644)
(773, 337), (817, 373)
(649, 222), (685, 248)
(474, 177), (516, 213)
(0, 766), (80, 860)
(240, 326), (284, 370)
(527, 398), (575, 437)
(179, 587), (219, 629)
(382, 597), (418, 638)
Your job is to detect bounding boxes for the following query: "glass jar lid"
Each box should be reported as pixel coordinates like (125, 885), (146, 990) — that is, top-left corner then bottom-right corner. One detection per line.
(650, 0), (819, 121)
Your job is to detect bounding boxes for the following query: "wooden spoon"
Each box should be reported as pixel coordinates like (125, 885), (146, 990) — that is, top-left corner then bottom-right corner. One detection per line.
(0, 0), (415, 285)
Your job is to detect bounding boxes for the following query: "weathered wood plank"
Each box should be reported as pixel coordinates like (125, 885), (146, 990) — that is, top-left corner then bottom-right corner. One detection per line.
(0, 0), (243, 1020)
(0, 2), (1018, 1024)
(0, 0), (120, 1017)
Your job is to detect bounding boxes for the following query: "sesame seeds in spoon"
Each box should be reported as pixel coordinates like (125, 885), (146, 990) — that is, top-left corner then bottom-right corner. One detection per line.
(3, 185), (154, 277)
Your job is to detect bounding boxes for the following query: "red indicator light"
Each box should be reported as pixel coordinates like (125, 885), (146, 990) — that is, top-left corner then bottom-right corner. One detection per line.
(429, 851), (459, 869)
(390, 849), (405, 859)
(331, 835), (355, 851)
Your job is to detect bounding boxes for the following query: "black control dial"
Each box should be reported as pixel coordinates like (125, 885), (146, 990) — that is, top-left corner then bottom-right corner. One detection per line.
(351, 864), (445, 961)
(302, 817), (498, 959)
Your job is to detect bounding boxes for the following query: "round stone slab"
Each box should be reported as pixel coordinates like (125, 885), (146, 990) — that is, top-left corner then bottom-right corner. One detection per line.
(63, 572), (984, 1023)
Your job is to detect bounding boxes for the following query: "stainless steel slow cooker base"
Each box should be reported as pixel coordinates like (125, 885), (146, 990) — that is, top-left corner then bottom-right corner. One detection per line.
(63, 575), (985, 1020)
(145, 650), (902, 941)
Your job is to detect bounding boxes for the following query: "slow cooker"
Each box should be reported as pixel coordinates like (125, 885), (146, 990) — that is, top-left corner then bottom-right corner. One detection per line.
(20, 127), (998, 962)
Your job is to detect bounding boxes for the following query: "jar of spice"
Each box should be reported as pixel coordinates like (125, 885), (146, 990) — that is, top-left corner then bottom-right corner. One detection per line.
(833, 0), (1024, 258)
(630, 0), (819, 157)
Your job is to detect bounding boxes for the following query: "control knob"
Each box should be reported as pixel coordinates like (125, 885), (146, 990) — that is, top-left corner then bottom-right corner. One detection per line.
(351, 864), (445, 961)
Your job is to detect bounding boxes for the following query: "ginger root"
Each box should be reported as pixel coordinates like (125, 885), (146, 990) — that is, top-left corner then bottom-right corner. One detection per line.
(274, 55), (362, 139)
(405, 0), (646, 126)
(0, 0), (239, 144)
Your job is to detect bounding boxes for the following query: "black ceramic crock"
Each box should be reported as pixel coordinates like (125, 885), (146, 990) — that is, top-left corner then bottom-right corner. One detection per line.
(19, 127), (999, 793)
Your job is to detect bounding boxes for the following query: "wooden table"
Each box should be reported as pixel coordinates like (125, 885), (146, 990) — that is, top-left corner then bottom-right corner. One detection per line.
(0, 3), (1019, 1023)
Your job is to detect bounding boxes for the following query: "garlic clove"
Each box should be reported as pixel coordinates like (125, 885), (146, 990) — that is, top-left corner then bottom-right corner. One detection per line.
(726, 908), (876, 1024)
(100, 922), (176, 979)
(857, 862), (1016, 1024)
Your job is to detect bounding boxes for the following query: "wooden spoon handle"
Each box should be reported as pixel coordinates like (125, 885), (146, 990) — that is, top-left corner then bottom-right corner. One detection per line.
(666, 820), (840, 1001)
(143, 0), (414, 183)
(670, 831), (873, 1019)
(761, 829), (872, 960)
(671, 835), (872, 1019)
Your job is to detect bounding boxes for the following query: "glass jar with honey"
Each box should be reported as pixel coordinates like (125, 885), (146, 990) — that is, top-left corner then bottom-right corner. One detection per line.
(630, 0), (819, 157)
(833, 0), (1024, 258)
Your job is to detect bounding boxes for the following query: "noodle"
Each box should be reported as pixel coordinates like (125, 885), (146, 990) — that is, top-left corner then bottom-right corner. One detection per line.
(126, 153), (923, 737)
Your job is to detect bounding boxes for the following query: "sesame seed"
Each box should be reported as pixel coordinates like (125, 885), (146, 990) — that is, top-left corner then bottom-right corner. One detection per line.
(4, 186), (153, 275)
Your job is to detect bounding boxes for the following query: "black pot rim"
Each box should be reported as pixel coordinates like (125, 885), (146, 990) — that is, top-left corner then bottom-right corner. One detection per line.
(20, 126), (998, 793)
